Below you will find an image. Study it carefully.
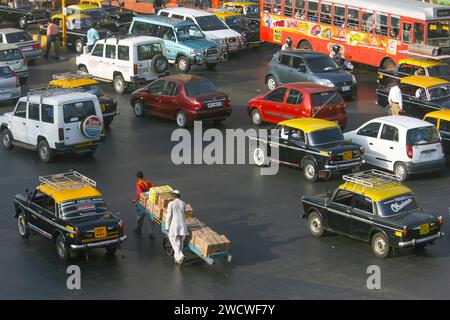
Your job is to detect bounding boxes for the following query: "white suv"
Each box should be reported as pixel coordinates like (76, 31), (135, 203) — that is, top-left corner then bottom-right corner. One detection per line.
(0, 89), (105, 162)
(76, 36), (169, 94)
(344, 116), (446, 181)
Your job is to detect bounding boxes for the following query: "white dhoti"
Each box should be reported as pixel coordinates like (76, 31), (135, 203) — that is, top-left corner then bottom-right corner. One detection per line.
(169, 235), (185, 263)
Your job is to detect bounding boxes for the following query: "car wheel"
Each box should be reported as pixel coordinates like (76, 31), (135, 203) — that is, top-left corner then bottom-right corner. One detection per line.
(134, 101), (145, 117)
(114, 74), (127, 94)
(78, 65), (88, 73)
(206, 62), (217, 70)
(252, 144), (269, 167)
(163, 237), (174, 256)
(175, 111), (189, 128)
(303, 158), (318, 182)
(266, 76), (278, 90)
(150, 54), (169, 74)
(250, 109), (262, 126)
(56, 235), (70, 261)
(307, 211), (325, 237)
(17, 212), (29, 239)
(177, 56), (191, 73)
(37, 139), (55, 163)
(75, 39), (84, 54)
(394, 162), (408, 181)
(105, 246), (118, 255)
(2, 129), (13, 150)
(18, 16), (27, 29)
(372, 232), (390, 259)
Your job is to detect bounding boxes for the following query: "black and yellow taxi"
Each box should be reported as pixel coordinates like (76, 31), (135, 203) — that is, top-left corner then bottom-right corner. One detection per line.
(222, 1), (260, 30)
(302, 170), (444, 258)
(424, 110), (450, 157)
(251, 118), (364, 181)
(377, 58), (450, 89)
(71, 1), (135, 27)
(376, 76), (450, 119)
(14, 171), (127, 261)
(48, 71), (118, 126)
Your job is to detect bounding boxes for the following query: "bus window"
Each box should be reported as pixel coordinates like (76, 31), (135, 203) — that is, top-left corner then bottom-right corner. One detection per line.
(427, 21), (450, 46)
(294, 0), (305, 20)
(362, 10), (374, 34)
(402, 22), (411, 44)
(306, 0), (319, 23)
(273, 0), (282, 15)
(347, 8), (360, 31)
(414, 22), (425, 44)
(375, 13), (388, 36)
(263, 0), (272, 13)
(284, 0), (293, 17)
(333, 5), (345, 27)
(390, 16), (400, 39)
(320, 2), (332, 25)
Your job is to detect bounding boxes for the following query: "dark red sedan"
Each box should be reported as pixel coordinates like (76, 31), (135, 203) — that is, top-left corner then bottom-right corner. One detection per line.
(130, 75), (232, 128)
(247, 83), (347, 129)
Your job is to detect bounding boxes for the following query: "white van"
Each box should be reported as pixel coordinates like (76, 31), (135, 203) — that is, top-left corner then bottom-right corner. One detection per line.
(158, 7), (244, 55)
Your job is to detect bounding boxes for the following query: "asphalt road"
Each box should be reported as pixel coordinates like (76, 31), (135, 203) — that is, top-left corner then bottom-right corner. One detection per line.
(1, 43), (450, 300)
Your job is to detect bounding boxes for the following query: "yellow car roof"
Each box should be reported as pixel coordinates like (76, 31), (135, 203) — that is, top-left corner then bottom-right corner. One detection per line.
(212, 10), (242, 18)
(424, 110), (450, 122)
(80, 0), (102, 3)
(339, 182), (413, 203)
(49, 78), (97, 88)
(398, 58), (445, 68)
(401, 76), (449, 88)
(279, 118), (339, 133)
(68, 4), (98, 10)
(52, 13), (90, 20)
(38, 183), (102, 204)
(223, 1), (258, 6)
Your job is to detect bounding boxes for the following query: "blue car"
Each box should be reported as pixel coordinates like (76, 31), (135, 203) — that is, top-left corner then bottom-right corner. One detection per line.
(129, 15), (224, 72)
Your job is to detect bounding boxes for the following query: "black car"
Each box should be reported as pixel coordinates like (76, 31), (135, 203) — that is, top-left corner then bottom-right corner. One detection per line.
(66, 1), (134, 28)
(14, 172), (127, 261)
(250, 118), (364, 182)
(0, 0), (49, 29)
(221, 13), (260, 47)
(302, 170), (444, 258)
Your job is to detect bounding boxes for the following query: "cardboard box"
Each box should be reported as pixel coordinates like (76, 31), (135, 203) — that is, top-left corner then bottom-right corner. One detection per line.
(158, 194), (172, 209)
(146, 201), (154, 215)
(139, 191), (149, 207)
(191, 228), (231, 256)
(186, 218), (205, 232)
(162, 208), (168, 225)
(149, 185), (173, 204)
(153, 205), (164, 220)
(185, 204), (193, 218)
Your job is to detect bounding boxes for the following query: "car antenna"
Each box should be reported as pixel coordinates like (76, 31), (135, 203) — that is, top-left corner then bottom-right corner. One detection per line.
(312, 92), (338, 118)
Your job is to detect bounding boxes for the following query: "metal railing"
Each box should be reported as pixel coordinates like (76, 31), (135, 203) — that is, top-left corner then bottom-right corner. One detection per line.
(39, 171), (97, 191)
(342, 170), (401, 191)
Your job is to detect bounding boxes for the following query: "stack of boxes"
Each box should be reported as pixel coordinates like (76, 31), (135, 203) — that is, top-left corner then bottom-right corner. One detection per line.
(190, 227), (231, 257)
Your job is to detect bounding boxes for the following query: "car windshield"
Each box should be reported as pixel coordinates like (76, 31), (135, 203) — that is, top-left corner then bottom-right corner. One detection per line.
(175, 25), (204, 41)
(306, 56), (339, 73)
(225, 15), (245, 28)
(14, 0), (32, 9)
(80, 84), (104, 96)
(406, 126), (440, 146)
(428, 84), (450, 100)
(0, 48), (23, 61)
(311, 91), (341, 106)
(0, 66), (13, 78)
(60, 197), (108, 219)
(377, 194), (419, 217)
(427, 21), (450, 46)
(308, 127), (344, 145)
(184, 80), (217, 97)
(63, 100), (96, 123)
(427, 64), (450, 78)
(196, 15), (228, 31)
(5, 32), (32, 43)
(246, 5), (259, 14)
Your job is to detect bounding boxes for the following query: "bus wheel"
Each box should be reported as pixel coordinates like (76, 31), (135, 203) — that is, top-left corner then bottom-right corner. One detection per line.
(298, 40), (312, 50)
(381, 58), (395, 70)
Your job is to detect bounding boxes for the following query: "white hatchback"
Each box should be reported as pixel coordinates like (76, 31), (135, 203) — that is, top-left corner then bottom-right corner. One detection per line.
(344, 116), (446, 181)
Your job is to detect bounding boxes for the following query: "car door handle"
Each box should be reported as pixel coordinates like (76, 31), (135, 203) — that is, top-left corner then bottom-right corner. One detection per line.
(389, 146), (394, 149)
(65, 128), (70, 131)
(22, 122), (26, 125)
(369, 142), (373, 146)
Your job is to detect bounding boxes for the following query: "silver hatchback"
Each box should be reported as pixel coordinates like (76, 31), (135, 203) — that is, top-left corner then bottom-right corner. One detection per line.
(0, 28), (41, 61)
(0, 65), (20, 104)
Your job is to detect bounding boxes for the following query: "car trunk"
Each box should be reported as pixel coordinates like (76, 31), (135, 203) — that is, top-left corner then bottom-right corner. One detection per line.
(406, 127), (443, 163)
(70, 213), (121, 244)
(310, 91), (346, 122)
(195, 92), (228, 110)
(390, 210), (440, 240)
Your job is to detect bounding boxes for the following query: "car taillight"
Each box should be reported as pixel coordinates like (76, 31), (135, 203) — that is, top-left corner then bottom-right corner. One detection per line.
(438, 216), (444, 226)
(406, 145), (413, 159)
(312, 106), (320, 116)
(225, 97), (231, 108)
(119, 220), (125, 234)
(403, 225), (408, 237)
(133, 64), (138, 75)
(58, 128), (64, 141)
(33, 43), (40, 50)
(193, 100), (202, 110)
(328, 151), (333, 161)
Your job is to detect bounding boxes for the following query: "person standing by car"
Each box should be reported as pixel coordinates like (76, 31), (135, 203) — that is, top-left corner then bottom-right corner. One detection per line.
(166, 190), (189, 265)
(134, 171), (155, 238)
(388, 81), (403, 115)
(86, 22), (100, 53)
(281, 37), (293, 51)
(44, 18), (59, 59)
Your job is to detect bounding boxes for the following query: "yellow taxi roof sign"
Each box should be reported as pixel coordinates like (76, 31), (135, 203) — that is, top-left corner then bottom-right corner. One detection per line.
(278, 118), (339, 133)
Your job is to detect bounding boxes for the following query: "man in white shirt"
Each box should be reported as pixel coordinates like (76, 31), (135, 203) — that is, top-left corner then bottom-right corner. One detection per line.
(166, 190), (189, 265)
(388, 82), (403, 115)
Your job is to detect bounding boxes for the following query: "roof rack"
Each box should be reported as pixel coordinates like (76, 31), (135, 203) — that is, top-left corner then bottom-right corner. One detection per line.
(27, 87), (83, 103)
(342, 170), (401, 191)
(39, 171), (97, 191)
(52, 71), (92, 81)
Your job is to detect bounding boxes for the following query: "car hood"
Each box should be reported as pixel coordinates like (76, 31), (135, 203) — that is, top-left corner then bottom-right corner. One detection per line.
(312, 71), (353, 84)
(203, 28), (241, 39)
(180, 39), (216, 50)
(310, 141), (360, 153)
(386, 209), (437, 228)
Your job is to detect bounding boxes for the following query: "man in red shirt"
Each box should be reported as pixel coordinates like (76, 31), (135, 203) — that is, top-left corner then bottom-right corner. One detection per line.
(134, 171), (155, 238)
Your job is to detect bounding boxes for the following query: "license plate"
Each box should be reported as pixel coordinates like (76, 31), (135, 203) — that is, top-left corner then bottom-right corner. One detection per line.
(342, 86), (350, 91)
(419, 224), (429, 235)
(208, 102), (222, 108)
(100, 104), (106, 112)
(94, 227), (107, 239)
(343, 151), (353, 160)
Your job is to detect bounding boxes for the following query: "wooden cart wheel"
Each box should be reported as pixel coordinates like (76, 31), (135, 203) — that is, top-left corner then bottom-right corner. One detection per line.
(163, 237), (174, 256)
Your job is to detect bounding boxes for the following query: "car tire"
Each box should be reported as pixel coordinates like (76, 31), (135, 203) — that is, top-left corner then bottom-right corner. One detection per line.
(372, 232), (390, 259)
(37, 139), (55, 163)
(114, 74), (127, 94)
(303, 158), (318, 182)
(266, 75), (278, 90)
(17, 212), (29, 239)
(75, 39), (84, 54)
(177, 56), (191, 73)
(133, 101), (145, 117)
(307, 211), (325, 237)
(206, 62), (217, 70)
(163, 237), (174, 256)
(56, 235), (70, 261)
(175, 111), (189, 128)
(2, 129), (13, 150)
(78, 65), (88, 73)
(252, 144), (269, 167)
(250, 109), (262, 126)
(150, 54), (169, 74)
(18, 16), (27, 29)
(394, 162), (408, 181)
(106, 246), (118, 255)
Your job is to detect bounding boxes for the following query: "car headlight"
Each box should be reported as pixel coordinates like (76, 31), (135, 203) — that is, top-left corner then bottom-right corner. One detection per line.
(192, 50), (203, 56)
(351, 74), (357, 83)
(321, 79), (335, 87)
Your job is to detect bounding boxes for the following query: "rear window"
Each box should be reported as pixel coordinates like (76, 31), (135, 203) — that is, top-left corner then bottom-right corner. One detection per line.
(63, 100), (96, 123)
(5, 32), (32, 43)
(137, 43), (162, 61)
(60, 197), (107, 219)
(184, 80), (217, 97)
(311, 91), (341, 106)
(0, 66), (13, 77)
(308, 127), (344, 145)
(377, 194), (418, 217)
(406, 126), (440, 146)
(0, 48), (23, 61)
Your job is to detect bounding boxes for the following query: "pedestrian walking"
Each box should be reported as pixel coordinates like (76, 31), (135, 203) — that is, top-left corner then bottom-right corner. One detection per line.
(43, 18), (59, 59)
(133, 171), (156, 239)
(387, 81), (404, 116)
(166, 190), (189, 265)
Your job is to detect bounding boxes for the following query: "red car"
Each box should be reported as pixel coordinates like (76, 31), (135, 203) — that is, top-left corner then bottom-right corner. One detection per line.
(247, 83), (347, 129)
(130, 75), (232, 128)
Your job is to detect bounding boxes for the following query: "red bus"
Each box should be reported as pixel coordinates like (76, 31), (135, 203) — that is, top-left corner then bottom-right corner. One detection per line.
(260, 0), (450, 69)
